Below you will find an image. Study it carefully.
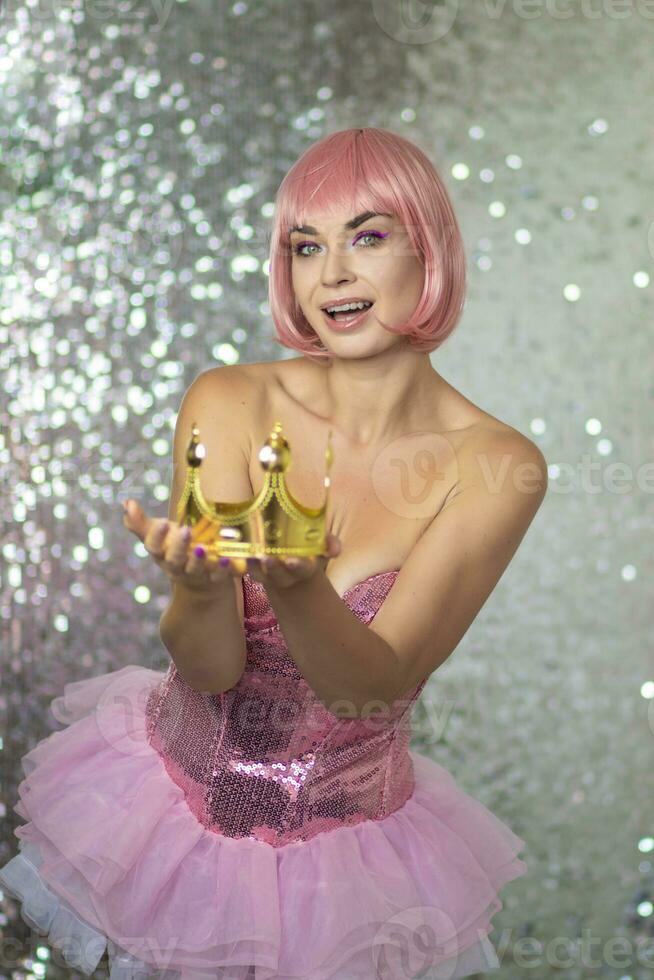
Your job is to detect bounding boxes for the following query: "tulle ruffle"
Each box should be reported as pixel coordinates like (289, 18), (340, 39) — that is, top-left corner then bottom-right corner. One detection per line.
(0, 665), (527, 979)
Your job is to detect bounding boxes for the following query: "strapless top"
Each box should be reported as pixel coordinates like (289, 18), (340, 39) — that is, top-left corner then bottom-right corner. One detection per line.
(145, 570), (427, 848)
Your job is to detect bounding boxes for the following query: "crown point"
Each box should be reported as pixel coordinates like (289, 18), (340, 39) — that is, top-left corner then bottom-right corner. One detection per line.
(186, 424), (205, 467)
(178, 415), (334, 560)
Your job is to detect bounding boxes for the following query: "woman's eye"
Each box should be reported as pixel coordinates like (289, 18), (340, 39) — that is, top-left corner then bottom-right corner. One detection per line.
(293, 242), (319, 257)
(293, 230), (386, 258)
(356, 232), (384, 248)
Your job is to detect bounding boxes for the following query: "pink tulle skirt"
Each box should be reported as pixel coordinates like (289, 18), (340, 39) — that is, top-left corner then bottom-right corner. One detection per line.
(0, 665), (528, 979)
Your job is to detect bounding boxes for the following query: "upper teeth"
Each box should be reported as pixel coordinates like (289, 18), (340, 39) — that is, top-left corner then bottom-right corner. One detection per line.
(326, 301), (372, 314)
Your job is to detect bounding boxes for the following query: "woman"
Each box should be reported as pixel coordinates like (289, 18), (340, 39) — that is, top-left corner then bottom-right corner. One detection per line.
(0, 128), (547, 979)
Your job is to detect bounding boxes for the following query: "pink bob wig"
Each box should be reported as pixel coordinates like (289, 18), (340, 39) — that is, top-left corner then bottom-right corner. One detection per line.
(268, 127), (467, 363)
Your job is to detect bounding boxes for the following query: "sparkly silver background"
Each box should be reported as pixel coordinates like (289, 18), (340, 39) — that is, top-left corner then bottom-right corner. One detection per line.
(1, 1), (653, 978)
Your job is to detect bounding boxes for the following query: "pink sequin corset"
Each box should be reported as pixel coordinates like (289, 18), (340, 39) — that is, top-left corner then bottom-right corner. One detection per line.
(145, 571), (427, 848)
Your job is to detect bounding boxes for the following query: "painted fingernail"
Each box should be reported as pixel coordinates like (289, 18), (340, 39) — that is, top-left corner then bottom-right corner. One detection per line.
(219, 556), (229, 566)
(194, 545), (206, 558)
(160, 521), (169, 533)
(182, 527), (192, 541)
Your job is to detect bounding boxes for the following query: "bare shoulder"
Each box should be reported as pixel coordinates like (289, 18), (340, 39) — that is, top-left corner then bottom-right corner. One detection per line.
(201, 361), (266, 403)
(466, 417), (547, 464)
(236, 357), (294, 393)
(170, 366), (259, 511)
(222, 357), (304, 426)
(196, 363), (267, 432)
(451, 418), (548, 512)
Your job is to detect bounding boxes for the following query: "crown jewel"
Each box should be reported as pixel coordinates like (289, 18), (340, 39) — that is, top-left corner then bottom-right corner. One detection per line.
(176, 421), (334, 560)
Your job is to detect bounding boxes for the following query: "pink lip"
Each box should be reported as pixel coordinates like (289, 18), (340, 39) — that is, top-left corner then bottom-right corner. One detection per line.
(321, 304), (374, 332)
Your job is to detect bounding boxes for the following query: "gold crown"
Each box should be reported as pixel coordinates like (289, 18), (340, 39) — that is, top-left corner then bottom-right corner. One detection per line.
(176, 421), (334, 561)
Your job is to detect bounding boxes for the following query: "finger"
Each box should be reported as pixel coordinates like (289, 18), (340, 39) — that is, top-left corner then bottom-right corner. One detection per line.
(144, 519), (170, 557)
(185, 543), (213, 576)
(285, 556), (315, 580)
(218, 556), (247, 578)
(124, 499), (150, 541)
(207, 557), (235, 583)
(165, 524), (192, 567)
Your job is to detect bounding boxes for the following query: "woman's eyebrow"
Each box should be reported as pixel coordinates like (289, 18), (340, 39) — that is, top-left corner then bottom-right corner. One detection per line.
(289, 211), (393, 235)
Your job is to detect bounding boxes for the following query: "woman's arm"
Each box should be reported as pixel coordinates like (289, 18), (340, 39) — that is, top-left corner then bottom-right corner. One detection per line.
(159, 581), (246, 693)
(263, 573), (403, 720)
(264, 431), (547, 719)
(157, 364), (258, 692)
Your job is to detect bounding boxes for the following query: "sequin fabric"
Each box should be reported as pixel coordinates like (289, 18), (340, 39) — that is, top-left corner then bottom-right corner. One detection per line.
(145, 570), (427, 848)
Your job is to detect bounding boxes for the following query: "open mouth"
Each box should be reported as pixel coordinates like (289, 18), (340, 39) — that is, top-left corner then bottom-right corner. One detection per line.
(323, 301), (374, 323)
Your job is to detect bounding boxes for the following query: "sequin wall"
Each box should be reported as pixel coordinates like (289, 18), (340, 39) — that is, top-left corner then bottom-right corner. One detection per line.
(1, 0), (653, 977)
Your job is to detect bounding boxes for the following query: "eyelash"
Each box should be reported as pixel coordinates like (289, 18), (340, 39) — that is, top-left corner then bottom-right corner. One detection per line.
(292, 230), (388, 258)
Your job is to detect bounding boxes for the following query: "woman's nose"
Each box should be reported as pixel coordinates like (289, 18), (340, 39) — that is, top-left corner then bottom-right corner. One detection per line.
(319, 250), (356, 281)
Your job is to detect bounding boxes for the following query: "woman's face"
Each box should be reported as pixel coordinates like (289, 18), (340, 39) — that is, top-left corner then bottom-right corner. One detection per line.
(289, 209), (425, 354)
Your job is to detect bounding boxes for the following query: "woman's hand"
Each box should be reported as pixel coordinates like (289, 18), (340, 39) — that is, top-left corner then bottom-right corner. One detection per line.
(122, 499), (247, 597)
(245, 533), (342, 591)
